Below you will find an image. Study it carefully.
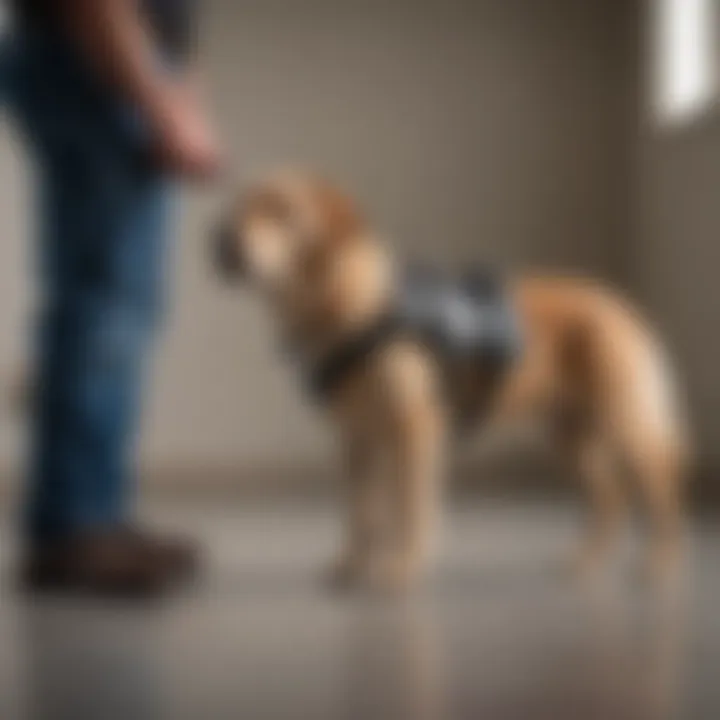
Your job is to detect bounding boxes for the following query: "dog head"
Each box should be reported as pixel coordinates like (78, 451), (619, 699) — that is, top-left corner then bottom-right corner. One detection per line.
(213, 170), (391, 345)
(214, 170), (363, 286)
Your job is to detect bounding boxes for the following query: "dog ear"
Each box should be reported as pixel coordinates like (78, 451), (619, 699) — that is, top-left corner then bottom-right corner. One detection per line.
(296, 179), (384, 340)
(301, 181), (363, 282)
(315, 180), (363, 247)
(301, 235), (389, 345)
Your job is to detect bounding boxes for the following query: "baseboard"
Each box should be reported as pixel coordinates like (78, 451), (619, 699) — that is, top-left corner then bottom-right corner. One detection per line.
(1, 459), (717, 509)
(0, 453), (567, 503)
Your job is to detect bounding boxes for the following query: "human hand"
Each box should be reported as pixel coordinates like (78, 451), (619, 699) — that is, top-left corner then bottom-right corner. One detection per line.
(149, 89), (223, 181)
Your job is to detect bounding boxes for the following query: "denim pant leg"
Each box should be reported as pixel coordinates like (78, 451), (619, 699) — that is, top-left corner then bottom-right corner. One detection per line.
(27, 163), (172, 540)
(0, 34), (13, 108)
(7, 34), (173, 541)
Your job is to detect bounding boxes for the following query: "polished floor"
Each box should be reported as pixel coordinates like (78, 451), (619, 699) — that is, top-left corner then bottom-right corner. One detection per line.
(1, 500), (720, 720)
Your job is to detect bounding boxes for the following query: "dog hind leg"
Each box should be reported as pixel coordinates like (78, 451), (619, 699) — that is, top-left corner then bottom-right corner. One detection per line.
(564, 430), (627, 580)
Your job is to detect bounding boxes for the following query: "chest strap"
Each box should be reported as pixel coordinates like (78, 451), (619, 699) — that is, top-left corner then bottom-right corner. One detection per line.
(308, 313), (401, 399)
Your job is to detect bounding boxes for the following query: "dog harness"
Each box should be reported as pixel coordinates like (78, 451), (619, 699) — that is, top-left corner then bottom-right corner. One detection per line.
(309, 265), (522, 426)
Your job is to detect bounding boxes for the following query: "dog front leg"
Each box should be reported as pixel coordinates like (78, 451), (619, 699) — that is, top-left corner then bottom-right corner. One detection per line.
(383, 410), (445, 592)
(327, 434), (387, 589)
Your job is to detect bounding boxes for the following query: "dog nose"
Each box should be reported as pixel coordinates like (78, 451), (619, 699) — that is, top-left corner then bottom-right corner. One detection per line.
(212, 224), (244, 280)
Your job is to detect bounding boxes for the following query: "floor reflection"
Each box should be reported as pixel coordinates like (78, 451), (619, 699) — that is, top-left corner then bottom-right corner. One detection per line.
(13, 580), (693, 720)
(337, 580), (690, 720)
(1, 504), (709, 720)
(341, 601), (445, 720)
(579, 582), (688, 720)
(20, 600), (163, 720)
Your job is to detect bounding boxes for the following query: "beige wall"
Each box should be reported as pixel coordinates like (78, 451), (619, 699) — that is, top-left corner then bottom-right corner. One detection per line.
(633, 119), (720, 466)
(0, 0), (634, 479)
(627, 0), (718, 471)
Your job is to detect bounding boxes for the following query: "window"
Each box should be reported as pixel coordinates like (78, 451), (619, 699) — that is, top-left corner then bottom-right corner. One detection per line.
(652, 0), (718, 125)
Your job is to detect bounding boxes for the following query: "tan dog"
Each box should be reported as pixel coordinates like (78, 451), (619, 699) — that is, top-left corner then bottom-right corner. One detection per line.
(214, 170), (690, 591)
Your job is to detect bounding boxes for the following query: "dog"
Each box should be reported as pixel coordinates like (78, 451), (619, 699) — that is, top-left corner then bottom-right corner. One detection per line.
(213, 169), (690, 592)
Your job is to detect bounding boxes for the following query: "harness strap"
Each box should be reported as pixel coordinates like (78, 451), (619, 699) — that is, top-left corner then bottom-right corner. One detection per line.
(309, 313), (401, 398)
(307, 267), (522, 414)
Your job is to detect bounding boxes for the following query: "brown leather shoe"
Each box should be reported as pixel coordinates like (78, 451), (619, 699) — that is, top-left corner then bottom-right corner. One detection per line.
(121, 526), (202, 584)
(21, 530), (177, 598)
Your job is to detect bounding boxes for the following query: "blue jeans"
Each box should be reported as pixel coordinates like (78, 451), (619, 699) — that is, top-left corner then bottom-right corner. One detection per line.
(2, 31), (173, 541)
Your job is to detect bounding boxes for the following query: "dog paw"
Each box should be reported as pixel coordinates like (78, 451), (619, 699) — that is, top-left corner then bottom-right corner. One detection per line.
(323, 554), (422, 596)
(363, 554), (423, 595)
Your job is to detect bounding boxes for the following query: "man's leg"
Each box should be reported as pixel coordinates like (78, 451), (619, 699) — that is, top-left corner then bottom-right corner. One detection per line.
(7, 34), (197, 594)
(26, 157), (171, 542)
(22, 149), (199, 593)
